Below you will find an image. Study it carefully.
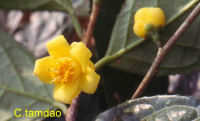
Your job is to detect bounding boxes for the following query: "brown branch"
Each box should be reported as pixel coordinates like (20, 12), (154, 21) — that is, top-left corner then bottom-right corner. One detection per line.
(83, 1), (101, 47)
(131, 1), (200, 99)
(66, 95), (81, 121)
(66, 1), (102, 121)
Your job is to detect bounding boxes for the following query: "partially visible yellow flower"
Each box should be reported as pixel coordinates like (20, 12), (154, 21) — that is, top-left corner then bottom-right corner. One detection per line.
(34, 35), (100, 104)
(133, 7), (165, 38)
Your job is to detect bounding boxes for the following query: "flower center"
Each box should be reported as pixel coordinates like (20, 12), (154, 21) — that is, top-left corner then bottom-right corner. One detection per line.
(50, 57), (81, 84)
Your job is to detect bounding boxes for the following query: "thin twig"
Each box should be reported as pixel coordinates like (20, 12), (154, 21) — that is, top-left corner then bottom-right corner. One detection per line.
(66, 1), (102, 121)
(83, 0), (101, 47)
(131, 1), (200, 99)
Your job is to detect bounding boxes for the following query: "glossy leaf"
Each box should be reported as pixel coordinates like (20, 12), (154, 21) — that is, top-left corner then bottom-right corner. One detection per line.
(141, 105), (197, 121)
(95, 95), (200, 121)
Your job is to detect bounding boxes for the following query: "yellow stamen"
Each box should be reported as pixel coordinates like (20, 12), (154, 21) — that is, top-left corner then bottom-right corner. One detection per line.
(50, 57), (81, 84)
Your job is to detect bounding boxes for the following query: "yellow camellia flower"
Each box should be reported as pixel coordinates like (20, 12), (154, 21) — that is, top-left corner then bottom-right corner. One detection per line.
(133, 7), (165, 38)
(34, 35), (100, 104)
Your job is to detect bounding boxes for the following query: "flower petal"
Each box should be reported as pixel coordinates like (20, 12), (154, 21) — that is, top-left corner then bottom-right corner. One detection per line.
(89, 61), (95, 70)
(145, 8), (165, 27)
(133, 20), (146, 38)
(134, 7), (149, 22)
(47, 35), (71, 57)
(34, 56), (54, 84)
(53, 80), (79, 104)
(80, 67), (100, 94)
(72, 89), (81, 99)
(70, 42), (92, 72)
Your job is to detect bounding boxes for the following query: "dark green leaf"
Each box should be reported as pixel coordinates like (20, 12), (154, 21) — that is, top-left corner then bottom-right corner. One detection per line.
(106, 0), (199, 75)
(0, 30), (67, 120)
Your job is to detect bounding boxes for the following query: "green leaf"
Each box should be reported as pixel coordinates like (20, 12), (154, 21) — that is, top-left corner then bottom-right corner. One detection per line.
(105, 0), (199, 75)
(0, 30), (67, 120)
(0, 0), (82, 38)
(95, 95), (200, 121)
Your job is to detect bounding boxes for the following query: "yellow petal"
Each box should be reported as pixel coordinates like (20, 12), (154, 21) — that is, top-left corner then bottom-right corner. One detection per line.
(80, 67), (100, 94)
(47, 35), (71, 58)
(89, 61), (95, 71)
(145, 8), (165, 27)
(134, 7), (149, 22)
(70, 42), (92, 72)
(72, 89), (81, 99)
(53, 80), (79, 104)
(133, 20), (146, 38)
(34, 56), (54, 84)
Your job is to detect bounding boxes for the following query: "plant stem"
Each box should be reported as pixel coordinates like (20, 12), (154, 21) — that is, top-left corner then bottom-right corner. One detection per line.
(94, 0), (198, 71)
(54, 0), (82, 38)
(66, 95), (81, 121)
(66, 1), (102, 121)
(131, 1), (200, 99)
(95, 38), (145, 71)
(70, 13), (82, 38)
(83, 0), (102, 47)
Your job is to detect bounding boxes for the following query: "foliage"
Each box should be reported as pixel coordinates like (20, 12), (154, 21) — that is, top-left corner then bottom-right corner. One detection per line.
(96, 95), (200, 121)
(106, 0), (199, 75)
(0, 31), (67, 120)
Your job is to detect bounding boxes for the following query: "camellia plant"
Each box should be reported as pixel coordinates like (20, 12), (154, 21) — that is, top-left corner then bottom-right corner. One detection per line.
(0, 0), (200, 121)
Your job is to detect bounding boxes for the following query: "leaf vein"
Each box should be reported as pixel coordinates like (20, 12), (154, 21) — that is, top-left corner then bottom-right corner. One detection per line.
(0, 44), (26, 91)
